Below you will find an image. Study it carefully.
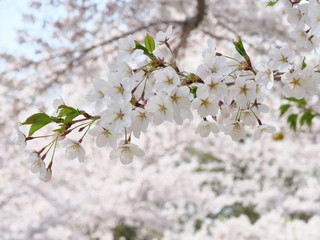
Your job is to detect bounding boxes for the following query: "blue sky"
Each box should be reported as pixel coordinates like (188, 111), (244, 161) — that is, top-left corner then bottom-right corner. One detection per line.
(0, 0), (29, 53)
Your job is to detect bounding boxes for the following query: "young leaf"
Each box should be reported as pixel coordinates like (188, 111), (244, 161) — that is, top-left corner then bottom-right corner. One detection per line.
(301, 57), (307, 70)
(279, 104), (291, 117)
(300, 111), (314, 127)
(266, 0), (279, 6)
(191, 86), (198, 98)
(233, 39), (249, 61)
(21, 113), (53, 136)
(285, 97), (307, 107)
(57, 105), (81, 124)
(144, 34), (155, 53)
(287, 114), (298, 131)
(134, 40), (152, 58)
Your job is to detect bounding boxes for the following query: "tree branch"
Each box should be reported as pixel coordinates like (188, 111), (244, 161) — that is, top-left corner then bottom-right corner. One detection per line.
(173, 0), (206, 57)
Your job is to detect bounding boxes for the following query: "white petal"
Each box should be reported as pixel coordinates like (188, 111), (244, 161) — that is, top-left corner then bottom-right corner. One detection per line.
(130, 145), (145, 157)
(120, 151), (133, 165)
(77, 147), (86, 163)
(96, 133), (109, 148)
(110, 148), (121, 160)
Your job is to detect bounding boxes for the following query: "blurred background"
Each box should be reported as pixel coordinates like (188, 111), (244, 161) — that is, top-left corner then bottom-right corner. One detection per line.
(1, 0), (320, 239)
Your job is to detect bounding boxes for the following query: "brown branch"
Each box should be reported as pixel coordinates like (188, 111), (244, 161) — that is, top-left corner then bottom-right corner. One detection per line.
(173, 0), (206, 57)
(1, 20), (182, 77)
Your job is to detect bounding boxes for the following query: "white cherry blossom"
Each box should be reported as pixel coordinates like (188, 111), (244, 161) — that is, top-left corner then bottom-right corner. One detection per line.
(15, 126), (26, 152)
(220, 103), (231, 118)
(269, 45), (295, 71)
(168, 86), (193, 124)
(254, 124), (276, 140)
(130, 108), (151, 138)
(89, 121), (117, 148)
(106, 73), (134, 103)
(39, 168), (52, 182)
(202, 38), (217, 58)
(62, 139), (86, 163)
(192, 86), (219, 117)
(154, 67), (180, 93)
(109, 142), (144, 165)
(255, 67), (274, 89)
(101, 103), (132, 133)
(52, 98), (64, 109)
(155, 25), (173, 46)
(117, 35), (143, 62)
(282, 69), (316, 99)
(240, 110), (256, 126)
(287, 3), (308, 29)
(113, 62), (134, 79)
(86, 78), (109, 112)
(224, 121), (246, 141)
(26, 152), (46, 174)
(308, 0), (320, 35)
(195, 120), (219, 138)
(229, 77), (257, 107)
(203, 75), (228, 99)
(145, 92), (174, 125)
(251, 98), (270, 116)
(196, 56), (230, 79)
(292, 29), (313, 49)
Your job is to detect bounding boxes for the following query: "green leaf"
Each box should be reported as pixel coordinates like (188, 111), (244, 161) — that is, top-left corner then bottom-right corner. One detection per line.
(266, 0), (279, 6)
(301, 57), (307, 70)
(144, 34), (155, 53)
(134, 40), (152, 58)
(233, 39), (249, 61)
(285, 97), (307, 107)
(191, 86), (198, 98)
(57, 105), (81, 124)
(287, 114), (298, 131)
(21, 113), (53, 136)
(279, 104), (291, 117)
(53, 128), (62, 134)
(300, 111), (314, 127)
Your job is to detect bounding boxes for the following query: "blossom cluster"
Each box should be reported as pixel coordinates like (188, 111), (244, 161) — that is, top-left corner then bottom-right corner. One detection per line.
(16, 1), (320, 182)
(284, 0), (320, 50)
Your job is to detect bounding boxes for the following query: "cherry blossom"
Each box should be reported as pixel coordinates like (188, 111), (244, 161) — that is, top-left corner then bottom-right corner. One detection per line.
(308, 0), (320, 35)
(26, 152), (46, 174)
(155, 25), (173, 46)
(145, 92), (174, 125)
(130, 108), (151, 138)
(202, 75), (228, 99)
(88, 121), (118, 148)
(255, 67), (274, 89)
(168, 86), (193, 125)
(39, 168), (52, 182)
(109, 142), (144, 165)
(192, 86), (219, 117)
(254, 124), (276, 140)
(117, 35), (143, 62)
(101, 103), (132, 133)
(269, 45), (295, 71)
(202, 38), (217, 58)
(62, 139), (86, 163)
(195, 120), (219, 138)
(282, 68), (316, 99)
(15, 127), (26, 152)
(223, 121), (246, 141)
(286, 3), (308, 29)
(86, 78), (109, 112)
(229, 77), (257, 107)
(196, 56), (230, 79)
(154, 67), (180, 93)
